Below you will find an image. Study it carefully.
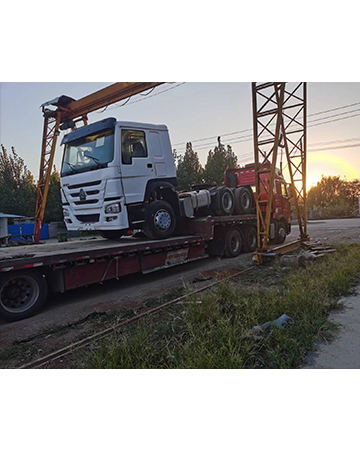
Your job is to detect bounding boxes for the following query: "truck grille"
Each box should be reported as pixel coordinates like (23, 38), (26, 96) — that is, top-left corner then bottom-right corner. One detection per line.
(75, 214), (100, 223)
(70, 190), (99, 197)
(74, 200), (99, 205)
(68, 180), (101, 190)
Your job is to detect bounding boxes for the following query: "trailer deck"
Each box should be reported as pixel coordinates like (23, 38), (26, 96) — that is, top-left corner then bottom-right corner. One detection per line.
(0, 214), (261, 320)
(0, 214), (259, 272)
(0, 234), (210, 272)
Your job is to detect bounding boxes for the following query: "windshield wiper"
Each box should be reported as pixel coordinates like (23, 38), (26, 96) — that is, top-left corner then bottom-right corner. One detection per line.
(64, 161), (76, 172)
(83, 153), (102, 165)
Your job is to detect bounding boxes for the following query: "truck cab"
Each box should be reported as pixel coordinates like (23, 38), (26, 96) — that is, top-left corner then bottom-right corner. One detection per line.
(60, 118), (179, 239)
(225, 162), (291, 244)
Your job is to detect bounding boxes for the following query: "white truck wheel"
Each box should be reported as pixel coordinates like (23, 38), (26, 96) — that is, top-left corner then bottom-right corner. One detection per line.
(143, 201), (176, 239)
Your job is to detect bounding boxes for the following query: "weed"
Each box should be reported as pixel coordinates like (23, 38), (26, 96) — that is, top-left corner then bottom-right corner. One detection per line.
(83, 244), (360, 369)
(143, 286), (185, 309)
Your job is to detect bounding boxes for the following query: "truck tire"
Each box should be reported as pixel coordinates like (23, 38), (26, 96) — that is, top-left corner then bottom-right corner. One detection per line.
(100, 230), (126, 240)
(275, 221), (287, 245)
(243, 225), (258, 252)
(224, 228), (243, 258)
(213, 187), (235, 216)
(234, 187), (253, 215)
(143, 200), (176, 239)
(0, 270), (48, 321)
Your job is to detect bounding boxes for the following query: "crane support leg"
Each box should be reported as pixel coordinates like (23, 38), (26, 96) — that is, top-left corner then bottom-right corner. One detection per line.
(252, 82), (286, 263)
(279, 83), (308, 241)
(34, 110), (61, 244)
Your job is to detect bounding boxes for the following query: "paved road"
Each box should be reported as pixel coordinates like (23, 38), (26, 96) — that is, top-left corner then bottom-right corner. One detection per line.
(303, 286), (360, 369)
(288, 218), (360, 245)
(1, 218), (359, 351)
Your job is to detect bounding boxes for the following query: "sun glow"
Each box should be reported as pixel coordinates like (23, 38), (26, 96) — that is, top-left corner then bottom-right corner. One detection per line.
(306, 152), (360, 190)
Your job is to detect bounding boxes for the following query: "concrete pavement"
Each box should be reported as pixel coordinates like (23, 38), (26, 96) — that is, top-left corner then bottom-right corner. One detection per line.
(303, 286), (360, 369)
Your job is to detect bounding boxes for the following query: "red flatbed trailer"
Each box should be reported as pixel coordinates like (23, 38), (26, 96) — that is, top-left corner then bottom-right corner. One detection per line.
(0, 214), (260, 321)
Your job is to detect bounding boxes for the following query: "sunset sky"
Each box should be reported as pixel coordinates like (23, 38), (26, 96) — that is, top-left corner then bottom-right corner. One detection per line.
(1, 82), (360, 190)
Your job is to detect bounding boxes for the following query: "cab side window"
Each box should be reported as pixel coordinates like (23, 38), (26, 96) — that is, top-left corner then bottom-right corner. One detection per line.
(281, 183), (288, 197)
(121, 130), (148, 165)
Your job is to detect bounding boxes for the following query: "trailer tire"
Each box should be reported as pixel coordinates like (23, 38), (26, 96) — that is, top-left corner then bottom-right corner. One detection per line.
(0, 270), (48, 321)
(234, 187), (253, 215)
(224, 228), (243, 258)
(213, 187), (235, 216)
(243, 225), (258, 253)
(100, 230), (126, 240)
(275, 221), (287, 245)
(143, 200), (176, 239)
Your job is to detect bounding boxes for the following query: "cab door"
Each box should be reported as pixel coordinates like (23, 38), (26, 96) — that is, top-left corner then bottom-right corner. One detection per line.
(119, 128), (155, 204)
(147, 131), (168, 177)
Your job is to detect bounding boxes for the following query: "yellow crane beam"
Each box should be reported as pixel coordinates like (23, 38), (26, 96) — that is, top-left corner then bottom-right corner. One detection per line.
(34, 82), (165, 243)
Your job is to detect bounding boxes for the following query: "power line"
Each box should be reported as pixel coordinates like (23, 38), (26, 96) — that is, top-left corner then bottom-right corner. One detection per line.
(307, 101), (360, 117)
(308, 142), (360, 152)
(176, 110), (360, 154)
(237, 136), (360, 161)
(172, 127), (253, 146)
(96, 83), (186, 114)
(119, 82), (186, 107)
(308, 136), (360, 146)
(173, 100), (360, 150)
(307, 111), (360, 127)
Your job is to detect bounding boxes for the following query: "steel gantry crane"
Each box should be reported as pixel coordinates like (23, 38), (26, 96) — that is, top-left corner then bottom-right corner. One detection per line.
(252, 82), (308, 264)
(34, 81), (308, 259)
(34, 82), (164, 243)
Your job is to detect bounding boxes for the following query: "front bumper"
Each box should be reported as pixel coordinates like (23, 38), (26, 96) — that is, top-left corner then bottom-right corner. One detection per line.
(63, 198), (128, 231)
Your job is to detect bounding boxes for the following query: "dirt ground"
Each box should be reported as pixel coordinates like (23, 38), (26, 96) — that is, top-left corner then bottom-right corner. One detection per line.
(1, 218), (359, 368)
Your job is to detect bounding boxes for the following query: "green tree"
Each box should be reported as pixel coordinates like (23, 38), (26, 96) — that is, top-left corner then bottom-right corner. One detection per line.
(172, 148), (182, 170)
(44, 167), (63, 223)
(204, 137), (238, 185)
(307, 176), (346, 208)
(0, 145), (36, 217)
(176, 142), (203, 190)
(307, 175), (360, 218)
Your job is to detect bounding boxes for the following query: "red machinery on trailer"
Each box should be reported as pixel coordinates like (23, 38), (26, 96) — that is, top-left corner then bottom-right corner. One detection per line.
(225, 162), (292, 245)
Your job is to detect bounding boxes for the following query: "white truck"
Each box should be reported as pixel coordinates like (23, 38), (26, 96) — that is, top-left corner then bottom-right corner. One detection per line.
(0, 117), (292, 321)
(60, 117), (235, 240)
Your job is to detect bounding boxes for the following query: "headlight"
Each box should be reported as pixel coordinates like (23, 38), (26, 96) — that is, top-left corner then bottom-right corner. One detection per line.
(105, 203), (121, 214)
(63, 209), (70, 217)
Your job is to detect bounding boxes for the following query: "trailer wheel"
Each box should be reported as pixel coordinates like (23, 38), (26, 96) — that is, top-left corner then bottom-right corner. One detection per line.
(234, 187), (253, 215)
(143, 200), (176, 239)
(224, 228), (243, 258)
(100, 230), (126, 240)
(214, 187), (235, 216)
(0, 270), (48, 321)
(275, 221), (287, 244)
(243, 226), (258, 253)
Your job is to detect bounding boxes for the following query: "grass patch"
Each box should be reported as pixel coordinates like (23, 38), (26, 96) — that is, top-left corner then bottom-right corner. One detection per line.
(142, 286), (185, 309)
(82, 243), (360, 369)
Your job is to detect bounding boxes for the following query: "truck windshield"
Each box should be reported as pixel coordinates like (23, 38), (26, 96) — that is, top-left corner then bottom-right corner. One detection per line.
(61, 129), (114, 177)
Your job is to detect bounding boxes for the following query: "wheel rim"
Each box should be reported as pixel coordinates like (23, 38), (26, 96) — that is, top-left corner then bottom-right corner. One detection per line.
(154, 209), (172, 232)
(241, 193), (250, 209)
(222, 193), (233, 212)
(230, 235), (240, 253)
(248, 231), (257, 248)
(278, 226), (286, 241)
(0, 275), (40, 313)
